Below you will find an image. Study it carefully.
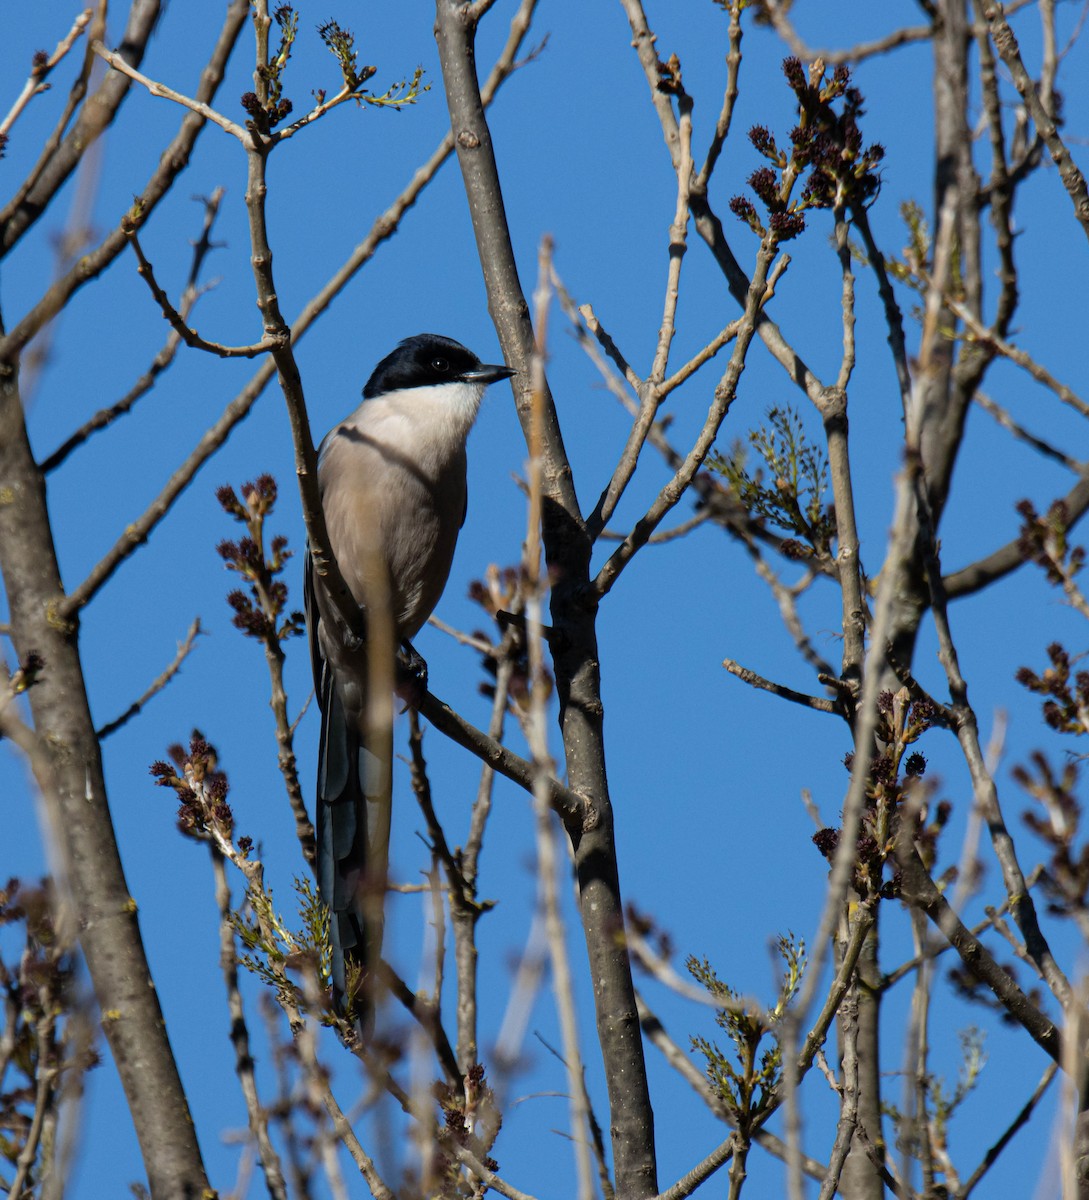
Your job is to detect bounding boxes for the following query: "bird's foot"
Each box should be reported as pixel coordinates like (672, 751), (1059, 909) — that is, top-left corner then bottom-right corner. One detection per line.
(395, 640), (429, 710)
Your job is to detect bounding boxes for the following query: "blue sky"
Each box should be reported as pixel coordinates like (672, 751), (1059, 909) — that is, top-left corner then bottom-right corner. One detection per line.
(3, 1), (1088, 1196)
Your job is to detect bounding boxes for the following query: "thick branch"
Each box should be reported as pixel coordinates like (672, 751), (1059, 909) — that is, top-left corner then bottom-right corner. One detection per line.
(435, 3), (658, 1194)
(0, 370), (210, 1197)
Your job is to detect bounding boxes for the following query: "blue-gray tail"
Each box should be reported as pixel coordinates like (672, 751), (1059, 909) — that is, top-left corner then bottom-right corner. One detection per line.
(316, 668), (391, 1030)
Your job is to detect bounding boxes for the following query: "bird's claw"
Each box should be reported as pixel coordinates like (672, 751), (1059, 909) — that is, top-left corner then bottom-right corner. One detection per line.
(395, 641), (428, 711)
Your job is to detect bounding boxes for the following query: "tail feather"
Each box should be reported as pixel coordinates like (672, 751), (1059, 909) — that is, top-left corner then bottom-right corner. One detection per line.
(316, 670), (390, 1023)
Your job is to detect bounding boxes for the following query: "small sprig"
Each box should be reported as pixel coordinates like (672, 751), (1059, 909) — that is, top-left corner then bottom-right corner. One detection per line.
(433, 1063), (503, 1183)
(884, 200), (931, 309)
(233, 876), (330, 1012)
(216, 475), (305, 646)
(814, 688), (945, 893)
(1016, 642), (1089, 736)
(729, 58), (884, 242)
(687, 936), (806, 1125)
(249, 4), (298, 130)
(1017, 498), (1087, 598)
(0, 878), (95, 1196)
(317, 19), (373, 93)
(364, 65), (430, 112)
(270, 25), (426, 143)
(150, 735), (333, 1018)
(466, 563), (548, 711)
(150, 730), (234, 842)
(709, 405), (836, 559)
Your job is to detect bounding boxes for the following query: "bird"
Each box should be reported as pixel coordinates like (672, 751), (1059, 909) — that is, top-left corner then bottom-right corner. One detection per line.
(304, 333), (514, 1024)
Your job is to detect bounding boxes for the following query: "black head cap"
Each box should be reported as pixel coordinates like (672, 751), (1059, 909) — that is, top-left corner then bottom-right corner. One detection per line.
(363, 333), (514, 399)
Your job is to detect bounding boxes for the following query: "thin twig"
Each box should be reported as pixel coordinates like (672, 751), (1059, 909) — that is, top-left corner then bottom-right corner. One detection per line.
(974, 0), (1089, 242)
(880, 864), (1043, 989)
(126, 224), (277, 358)
(211, 851), (288, 1200)
(418, 689), (585, 826)
(454, 1145), (540, 1200)
(593, 237), (783, 598)
(816, 976), (858, 1200)
(911, 452), (1071, 1007)
(43, 190), (226, 473)
(760, 1), (933, 64)
(944, 469), (1089, 599)
(894, 826), (1060, 1062)
(0, 4), (103, 242)
(973, 391), (1084, 471)
(723, 658), (840, 714)
(958, 1063), (1058, 1197)
(95, 617), (203, 739)
(695, 0), (743, 192)
(90, 40), (249, 140)
(0, 9), (93, 144)
(524, 238), (595, 1200)
(653, 1133), (740, 1200)
(598, 510), (712, 545)
(0, 3), (248, 362)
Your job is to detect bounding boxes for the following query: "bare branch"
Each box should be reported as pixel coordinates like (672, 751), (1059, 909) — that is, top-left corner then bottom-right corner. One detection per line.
(455, 1145), (540, 1200)
(649, 92), (693, 386)
(959, 308), (1089, 420)
(90, 39), (249, 141)
(96, 617), (203, 739)
(880, 865), (1044, 989)
(723, 658), (840, 715)
(760, 1), (933, 65)
(576, 300), (644, 396)
(418, 689), (585, 826)
(894, 827), (1060, 1061)
(959, 1063), (1058, 1197)
(380, 959), (461, 1086)
(0, 2), (249, 360)
(211, 851), (288, 1200)
(43, 190), (227, 473)
(593, 240), (783, 598)
(0, 0), (169, 257)
(695, 0), (743, 192)
(975, 0), (1089, 241)
(911, 464), (1071, 1006)
(653, 1133), (741, 1200)
(60, 372), (273, 616)
(435, 4), (658, 1193)
(125, 224), (277, 358)
(598, 510), (713, 545)
(974, 390), (1083, 471)
(0, 8), (93, 144)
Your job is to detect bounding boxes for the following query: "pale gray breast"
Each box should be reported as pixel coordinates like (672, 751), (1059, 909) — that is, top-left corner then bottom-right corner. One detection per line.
(317, 409), (468, 642)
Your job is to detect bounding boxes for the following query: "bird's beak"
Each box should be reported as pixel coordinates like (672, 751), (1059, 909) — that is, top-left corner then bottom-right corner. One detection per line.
(463, 364), (516, 384)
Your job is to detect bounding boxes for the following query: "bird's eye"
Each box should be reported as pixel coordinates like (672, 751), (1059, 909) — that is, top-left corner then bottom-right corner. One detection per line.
(431, 357), (450, 373)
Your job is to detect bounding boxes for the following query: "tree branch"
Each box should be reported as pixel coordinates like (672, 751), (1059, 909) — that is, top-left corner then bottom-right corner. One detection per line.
(0, 1), (250, 361)
(95, 617), (203, 739)
(0, 0), (165, 257)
